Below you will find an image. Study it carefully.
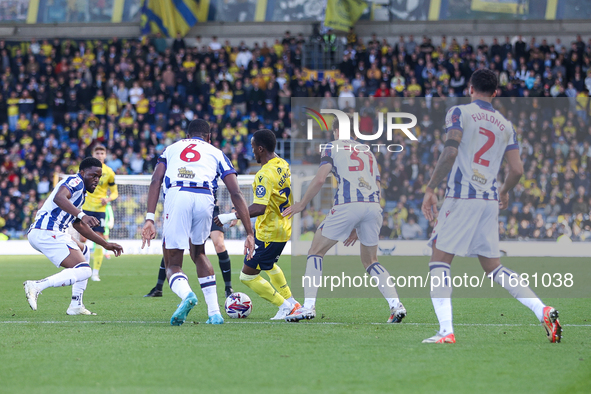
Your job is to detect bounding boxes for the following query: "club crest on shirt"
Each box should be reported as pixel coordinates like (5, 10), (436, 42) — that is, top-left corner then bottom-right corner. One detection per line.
(358, 177), (372, 190)
(68, 177), (81, 188)
(471, 169), (487, 185)
(256, 185), (266, 198)
(178, 167), (195, 179)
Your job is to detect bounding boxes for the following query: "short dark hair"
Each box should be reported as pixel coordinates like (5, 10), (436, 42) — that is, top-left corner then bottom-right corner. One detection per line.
(187, 119), (210, 138)
(79, 157), (102, 171)
(470, 69), (498, 95)
(253, 129), (276, 153)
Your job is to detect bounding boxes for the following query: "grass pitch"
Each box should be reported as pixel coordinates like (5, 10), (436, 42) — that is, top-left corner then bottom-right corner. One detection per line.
(1, 255), (590, 393)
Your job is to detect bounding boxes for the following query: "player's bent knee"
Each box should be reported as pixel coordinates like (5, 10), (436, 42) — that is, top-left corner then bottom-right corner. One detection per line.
(73, 263), (92, 281)
(240, 272), (258, 283)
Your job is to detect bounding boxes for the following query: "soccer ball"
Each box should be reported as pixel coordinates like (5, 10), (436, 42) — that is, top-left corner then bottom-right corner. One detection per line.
(224, 292), (252, 318)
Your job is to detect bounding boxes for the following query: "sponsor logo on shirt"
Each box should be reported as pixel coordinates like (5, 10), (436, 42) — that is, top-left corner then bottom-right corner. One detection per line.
(178, 167), (195, 179)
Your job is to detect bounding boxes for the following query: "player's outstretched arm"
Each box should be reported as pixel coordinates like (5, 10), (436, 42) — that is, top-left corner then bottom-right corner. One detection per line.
(214, 204), (266, 227)
(54, 185), (100, 228)
(142, 162), (165, 248)
(283, 163), (332, 219)
(73, 220), (124, 257)
(222, 173), (255, 260)
(499, 149), (524, 210)
(422, 128), (462, 221)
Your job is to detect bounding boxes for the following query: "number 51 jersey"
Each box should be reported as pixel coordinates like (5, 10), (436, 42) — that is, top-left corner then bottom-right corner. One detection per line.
(158, 137), (237, 195)
(444, 100), (518, 201)
(320, 139), (381, 206)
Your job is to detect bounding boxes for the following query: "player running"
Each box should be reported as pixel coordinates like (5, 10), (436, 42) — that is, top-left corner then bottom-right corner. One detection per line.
(421, 69), (561, 344)
(24, 157), (124, 315)
(281, 118), (406, 323)
(144, 196), (236, 299)
(215, 129), (301, 320)
(79, 144), (118, 282)
(141, 119), (254, 326)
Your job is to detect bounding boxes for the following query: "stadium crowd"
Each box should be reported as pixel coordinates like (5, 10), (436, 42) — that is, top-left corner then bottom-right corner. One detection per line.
(0, 31), (590, 241)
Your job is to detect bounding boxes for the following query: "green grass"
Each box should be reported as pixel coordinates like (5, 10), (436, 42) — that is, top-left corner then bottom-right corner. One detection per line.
(1, 255), (590, 393)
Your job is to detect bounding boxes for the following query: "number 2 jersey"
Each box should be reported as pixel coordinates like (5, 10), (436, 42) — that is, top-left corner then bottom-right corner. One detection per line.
(158, 137), (236, 196)
(320, 139), (381, 206)
(252, 156), (292, 242)
(444, 99), (518, 201)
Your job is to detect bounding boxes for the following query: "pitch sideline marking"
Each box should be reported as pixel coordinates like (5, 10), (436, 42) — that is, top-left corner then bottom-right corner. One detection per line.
(0, 320), (589, 327)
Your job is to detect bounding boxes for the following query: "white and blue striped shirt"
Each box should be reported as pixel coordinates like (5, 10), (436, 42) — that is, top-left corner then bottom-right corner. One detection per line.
(320, 139), (381, 206)
(158, 137), (236, 196)
(30, 174), (86, 232)
(444, 100), (518, 201)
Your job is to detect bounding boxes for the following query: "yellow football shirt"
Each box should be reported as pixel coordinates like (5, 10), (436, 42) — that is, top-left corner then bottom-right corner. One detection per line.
(252, 156), (292, 242)
(83, 163), (118, 212)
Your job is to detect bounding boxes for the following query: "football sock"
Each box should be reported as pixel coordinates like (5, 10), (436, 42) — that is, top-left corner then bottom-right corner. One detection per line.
(156, 258), (166, 291)
(303, 255), (323, 309)
(217, 251), (232, 288)
(240, 272), (285, 307)
(490, 265), (546, 321)
(70, 279), (88, 308)
(366, 262), (400, 309)
(267, 264), (293, 301)
(169, 272), (193, 300)
(429, 262), (453, 335)
(93, 245), (104, 272)
(36, 263), (92, 291)
(83, 245), (90, 263)
(199, 275), (220, 316)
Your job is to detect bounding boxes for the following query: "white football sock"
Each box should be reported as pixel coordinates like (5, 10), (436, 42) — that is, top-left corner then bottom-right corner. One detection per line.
(490, 265), (546, 321)
(199, 275), (220, 316)
(83, 245), (90, 263)
(70, 279), (88, 308)
(303, 255), (323, 309)
(169, 272), (193, 301)
(429, 262), (453, 335)
(366, 262), (400, 309)
(36, 263), (92, 291)
(287, 297), (298, 306)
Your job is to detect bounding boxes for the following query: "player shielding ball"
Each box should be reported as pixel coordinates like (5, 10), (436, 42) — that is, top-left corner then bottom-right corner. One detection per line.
(79, 144), (119, 282)
(216, 129), (301, 320)
(24, 157), (124, 315)
(421, 69), (562, 344)
(141, 119), (254, 326)
(282, 118), (406, 323)
(144, 198), (236, 299)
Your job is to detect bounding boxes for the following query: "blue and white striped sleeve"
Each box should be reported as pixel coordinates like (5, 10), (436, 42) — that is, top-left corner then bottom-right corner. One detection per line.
(63, 176), (84, 195)
(217, 151), (237, 180)
(319, 143), (334, 166)
(444, 106), (463, 134)
(505, 126), (519, 152)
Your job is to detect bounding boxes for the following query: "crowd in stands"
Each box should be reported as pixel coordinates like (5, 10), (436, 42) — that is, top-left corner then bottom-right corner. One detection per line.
(0, 30), (590, 242)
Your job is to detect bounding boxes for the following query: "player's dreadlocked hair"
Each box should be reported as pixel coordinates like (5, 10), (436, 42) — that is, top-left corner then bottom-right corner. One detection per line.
(470, 69), (498, 95)
(79, 157), (102, 171)
(253, 129), (276, 152)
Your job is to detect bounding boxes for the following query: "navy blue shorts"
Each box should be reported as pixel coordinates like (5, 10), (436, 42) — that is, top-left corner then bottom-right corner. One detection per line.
(244, 237), (287, 271)
(83, 210), (106, 233)
(211, 206), (224, 233)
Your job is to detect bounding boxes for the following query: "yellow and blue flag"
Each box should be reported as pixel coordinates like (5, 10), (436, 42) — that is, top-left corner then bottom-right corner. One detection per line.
(324, 0), (368, 32)
(140, 0), (201, 37)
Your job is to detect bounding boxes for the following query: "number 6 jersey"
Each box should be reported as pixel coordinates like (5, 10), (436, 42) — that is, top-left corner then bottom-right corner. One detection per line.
(158, 137), (236, 195)
(444, 100), (518, 201)
(320, 139), (381, 206)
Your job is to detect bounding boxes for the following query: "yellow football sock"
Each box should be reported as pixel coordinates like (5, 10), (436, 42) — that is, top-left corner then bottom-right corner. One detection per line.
(266, 264), (293, 301)
(93, 245), (104, 271)
(240, 272), (284, 307)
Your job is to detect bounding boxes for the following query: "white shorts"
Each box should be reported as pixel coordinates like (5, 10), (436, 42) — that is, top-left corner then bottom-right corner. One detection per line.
(319, 202), (382, 247)
(427, 198), (500, 258)
(163, 187), (214, 250)
(28, 229), (81, 267)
